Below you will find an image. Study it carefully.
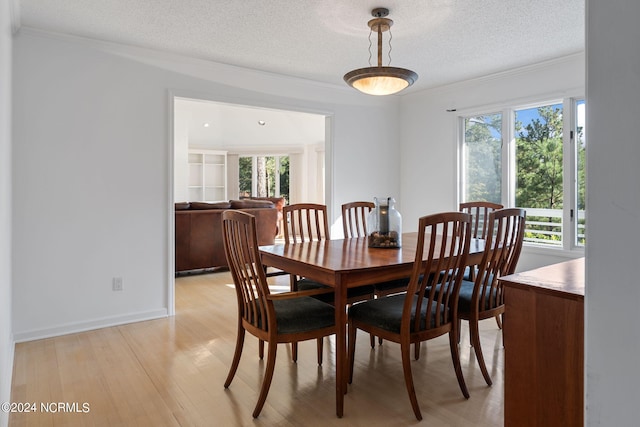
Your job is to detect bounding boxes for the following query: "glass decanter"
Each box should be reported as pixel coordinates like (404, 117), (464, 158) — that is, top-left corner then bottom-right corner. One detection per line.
(367, 197), (401, 248)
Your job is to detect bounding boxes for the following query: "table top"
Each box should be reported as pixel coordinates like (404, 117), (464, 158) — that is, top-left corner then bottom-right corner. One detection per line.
(499, 257), (585, 300)
(260, 233), (486, 286)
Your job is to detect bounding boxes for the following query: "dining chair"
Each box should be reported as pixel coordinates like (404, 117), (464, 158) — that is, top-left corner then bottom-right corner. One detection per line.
(221, 210), (337, 418)
(283, 203), (374, 302)
(347, 212), (472, 421)
(459, 201), (505, 328)
(283, 203), (375, 358)
(457, 208), (526, 386)
(341, 201), (373, 238)
(459, 201), (504, 239)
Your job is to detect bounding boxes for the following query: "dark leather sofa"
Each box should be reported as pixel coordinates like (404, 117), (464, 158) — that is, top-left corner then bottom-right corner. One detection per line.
(175, 199), (279, 273)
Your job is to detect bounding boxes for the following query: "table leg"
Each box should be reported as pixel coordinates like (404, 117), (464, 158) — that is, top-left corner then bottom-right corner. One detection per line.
(335, 275), (347, 417)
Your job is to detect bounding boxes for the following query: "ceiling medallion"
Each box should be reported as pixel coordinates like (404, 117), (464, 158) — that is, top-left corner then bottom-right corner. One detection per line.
(344, 8), (418, 96)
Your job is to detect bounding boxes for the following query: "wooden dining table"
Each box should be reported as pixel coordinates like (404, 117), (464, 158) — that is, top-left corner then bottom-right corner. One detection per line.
(259, 232), (486, 418)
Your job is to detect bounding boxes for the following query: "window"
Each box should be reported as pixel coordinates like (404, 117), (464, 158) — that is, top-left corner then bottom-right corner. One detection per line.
(239, 155), (289, 202)
(462, 113), (502, 204)
(460, 97), (585, 250)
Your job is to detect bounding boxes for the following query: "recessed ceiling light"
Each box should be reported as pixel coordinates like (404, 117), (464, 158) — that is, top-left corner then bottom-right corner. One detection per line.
(203, 123), (210, 127)
(258, 120), (266, 126)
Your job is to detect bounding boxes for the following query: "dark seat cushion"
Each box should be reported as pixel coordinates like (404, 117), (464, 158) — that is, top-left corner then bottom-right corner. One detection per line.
(457, 279), (499, 313)
(271, 297), (335, 334)
(349, 294), (447, 333)
(297, 279), (375, 304)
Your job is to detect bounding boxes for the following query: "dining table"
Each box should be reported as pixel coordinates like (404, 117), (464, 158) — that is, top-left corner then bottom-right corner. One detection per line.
(259, 232), (486, 418)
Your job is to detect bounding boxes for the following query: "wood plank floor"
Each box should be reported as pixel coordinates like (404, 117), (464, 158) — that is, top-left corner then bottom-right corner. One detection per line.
(9, 272), (504, 426)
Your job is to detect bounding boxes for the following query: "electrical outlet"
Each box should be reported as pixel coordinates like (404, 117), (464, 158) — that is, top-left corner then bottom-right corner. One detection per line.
(112, 277), (123, 291)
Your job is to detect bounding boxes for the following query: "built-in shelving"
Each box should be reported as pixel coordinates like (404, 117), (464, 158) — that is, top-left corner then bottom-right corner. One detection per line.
(187, 149), (227, 202)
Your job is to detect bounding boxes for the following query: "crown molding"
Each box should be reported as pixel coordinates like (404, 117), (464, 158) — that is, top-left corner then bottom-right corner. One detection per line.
(407, 51), (586, 98)
(16, 27), (400, 107)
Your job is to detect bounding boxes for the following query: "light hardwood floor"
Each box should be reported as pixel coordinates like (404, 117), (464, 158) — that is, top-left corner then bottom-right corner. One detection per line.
(10, 272), (504, 426)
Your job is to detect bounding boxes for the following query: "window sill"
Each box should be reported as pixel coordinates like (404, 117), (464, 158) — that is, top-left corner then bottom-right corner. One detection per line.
(522, 243), (585, 259)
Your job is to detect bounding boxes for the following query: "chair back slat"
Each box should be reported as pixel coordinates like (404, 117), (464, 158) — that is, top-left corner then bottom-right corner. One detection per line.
(475, 208), (526, 311)
(222, 210), (273, 333)
(283, 203), (330, 243)
(342, 201), (374, 238)
(459, 201), (504, 239)
(404, 212), (472, 335)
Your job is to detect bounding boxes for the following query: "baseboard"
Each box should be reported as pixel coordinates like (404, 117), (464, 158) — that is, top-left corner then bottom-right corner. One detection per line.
(12, 309), (169, 343)
(0, 333), (14, 427)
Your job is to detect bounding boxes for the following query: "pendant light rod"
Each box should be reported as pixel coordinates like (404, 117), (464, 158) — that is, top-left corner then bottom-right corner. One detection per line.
(377, 22), (383, 67)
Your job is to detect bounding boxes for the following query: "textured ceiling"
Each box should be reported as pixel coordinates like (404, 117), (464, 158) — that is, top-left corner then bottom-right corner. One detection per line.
(17, 0), (585, 94)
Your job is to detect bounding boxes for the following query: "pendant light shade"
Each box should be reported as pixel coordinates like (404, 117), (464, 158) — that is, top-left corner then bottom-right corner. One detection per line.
(344, 8), (418, 96)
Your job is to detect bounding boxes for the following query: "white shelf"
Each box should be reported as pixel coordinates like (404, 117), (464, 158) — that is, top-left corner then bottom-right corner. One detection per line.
(187, 149), (227, 202)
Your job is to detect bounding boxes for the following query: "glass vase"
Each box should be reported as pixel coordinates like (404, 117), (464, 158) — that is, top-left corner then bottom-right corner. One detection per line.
(367, 197), (402, 248)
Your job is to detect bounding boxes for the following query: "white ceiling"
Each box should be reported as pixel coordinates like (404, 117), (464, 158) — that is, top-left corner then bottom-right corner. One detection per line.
(175, 98), (325, 149)
(17, 0), (585, 94)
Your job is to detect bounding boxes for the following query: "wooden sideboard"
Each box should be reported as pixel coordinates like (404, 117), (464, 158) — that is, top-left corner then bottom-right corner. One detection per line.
(500, 257), (585, 427)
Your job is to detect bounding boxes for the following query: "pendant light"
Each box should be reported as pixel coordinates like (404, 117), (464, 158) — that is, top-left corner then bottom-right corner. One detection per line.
(344, 8), (418, 96)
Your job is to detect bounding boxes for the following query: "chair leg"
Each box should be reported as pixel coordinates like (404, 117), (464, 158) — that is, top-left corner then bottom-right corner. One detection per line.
(258, 340), (264, 359)
(495, 314), (503, 329)
(224, 326), (245, 388)
(370, 333), (375, 348)
(317, 337), (324, 365)
(469, 318), (492, 386)
(414, 342), (421, 360)
(378, 337), (383, 345)
(449, 328), (470, 398)
(291, 342), (298, 362)
(348, 321), (357, 384)
(401, 340), (422, 421)
(253, 341), (278, 418)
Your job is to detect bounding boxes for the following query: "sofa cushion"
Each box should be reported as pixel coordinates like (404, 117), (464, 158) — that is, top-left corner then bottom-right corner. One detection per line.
(189, 201), (232, 210)
(230, 199), (274, 209)
(175, 202), (191, 210)
(246, 197), (285, 211)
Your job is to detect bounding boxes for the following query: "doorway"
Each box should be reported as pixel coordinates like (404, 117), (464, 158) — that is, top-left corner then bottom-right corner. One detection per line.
(168, 95), (331, 314)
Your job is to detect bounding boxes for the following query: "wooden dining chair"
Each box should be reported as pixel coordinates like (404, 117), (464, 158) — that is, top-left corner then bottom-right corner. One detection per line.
(341, 201), (373, 238)
(283, 203), (374, 303)
(282, 203), (374, 358)
(348, 212), (472, 421)
(457, 208), (525, 386)
(459, 201), (504, 239)
(459, 201), (505, 328)
(221, 210), (337, 418)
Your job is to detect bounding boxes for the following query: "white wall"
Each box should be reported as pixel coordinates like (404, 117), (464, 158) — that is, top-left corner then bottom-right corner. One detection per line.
(586, 0), (640, 424)
(1, 0), (14, 424)
(11, 29), (400, 340)
(173, 107), (189, 202)
(399, 54), (585, 270)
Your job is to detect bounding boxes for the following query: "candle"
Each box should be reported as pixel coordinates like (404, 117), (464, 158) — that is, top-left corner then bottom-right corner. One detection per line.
(379, 200), (389, 234)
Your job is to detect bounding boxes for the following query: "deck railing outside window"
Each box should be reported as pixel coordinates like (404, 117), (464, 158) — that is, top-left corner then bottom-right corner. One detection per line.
(523, 208), (585, 247)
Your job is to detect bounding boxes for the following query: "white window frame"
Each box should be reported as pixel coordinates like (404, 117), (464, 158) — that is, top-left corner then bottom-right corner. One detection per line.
(458, 95), (585, 253)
